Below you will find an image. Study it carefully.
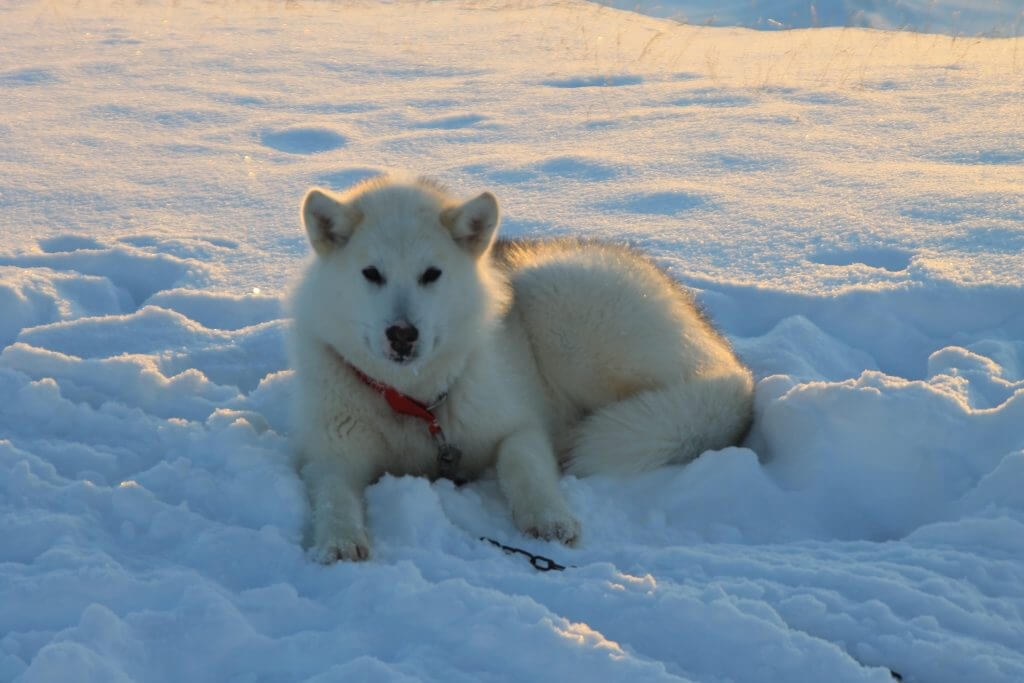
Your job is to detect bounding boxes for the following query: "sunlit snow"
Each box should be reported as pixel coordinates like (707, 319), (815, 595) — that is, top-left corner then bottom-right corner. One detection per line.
(1, 1), (1022, 682)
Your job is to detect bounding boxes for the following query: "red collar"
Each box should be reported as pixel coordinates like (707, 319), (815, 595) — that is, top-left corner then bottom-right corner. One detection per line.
(338, 350), (463, 482)
(346, 362), (447, 437)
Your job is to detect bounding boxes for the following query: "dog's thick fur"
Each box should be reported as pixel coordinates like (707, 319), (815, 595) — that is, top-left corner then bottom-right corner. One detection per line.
(289, 175), (754, 562)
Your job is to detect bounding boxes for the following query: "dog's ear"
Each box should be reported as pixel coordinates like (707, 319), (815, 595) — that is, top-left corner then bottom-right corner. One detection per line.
(302, 187), (363, 257)
(440, 192), (500, 258)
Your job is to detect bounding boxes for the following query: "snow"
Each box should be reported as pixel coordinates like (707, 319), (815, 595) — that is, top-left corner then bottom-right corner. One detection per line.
(599, 0), (1024, 35)
(1, 1), (1022, 681)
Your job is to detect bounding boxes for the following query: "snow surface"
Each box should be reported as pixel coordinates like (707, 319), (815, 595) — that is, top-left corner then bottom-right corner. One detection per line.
(599, 0), (1024, 35)
(1, 1), (1023, 681)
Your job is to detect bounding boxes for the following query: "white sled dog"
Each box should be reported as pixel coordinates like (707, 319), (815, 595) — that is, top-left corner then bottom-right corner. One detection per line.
(290, 175), (754, 562)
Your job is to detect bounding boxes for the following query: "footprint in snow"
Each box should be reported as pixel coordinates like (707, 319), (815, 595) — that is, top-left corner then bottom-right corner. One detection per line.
(259, 126), (347, 154)
(411, 113), (488, 129)
(0, 67), (59, 86)
(459, 157), (619, 185)
(671, 87), (753, 108)
(38, 235), (105, 253)
(542, 74), (643, 88)
(609, 190), (708, 215)
(534, 156), (619, 181)
(809, 247), (912, 272)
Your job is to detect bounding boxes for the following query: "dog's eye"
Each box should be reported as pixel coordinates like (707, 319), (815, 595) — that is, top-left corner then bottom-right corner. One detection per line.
(419, 267), (442, 285)
(362, 267), (385, 285)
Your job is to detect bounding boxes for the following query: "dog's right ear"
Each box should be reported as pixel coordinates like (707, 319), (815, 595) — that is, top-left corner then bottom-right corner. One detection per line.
(302, 188), (363, 257)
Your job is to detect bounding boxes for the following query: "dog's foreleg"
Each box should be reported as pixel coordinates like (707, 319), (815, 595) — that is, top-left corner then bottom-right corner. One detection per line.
(300, 432), (382, 563)
(495, 427), (580, 546)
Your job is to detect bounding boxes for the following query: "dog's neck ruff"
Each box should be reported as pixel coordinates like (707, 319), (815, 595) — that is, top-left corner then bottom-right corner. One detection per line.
(346, 362), (447, 437)
(340, 353), (464, 483)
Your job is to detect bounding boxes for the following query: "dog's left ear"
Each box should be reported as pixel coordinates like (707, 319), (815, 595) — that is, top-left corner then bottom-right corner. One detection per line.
(440, 192), (500, 258)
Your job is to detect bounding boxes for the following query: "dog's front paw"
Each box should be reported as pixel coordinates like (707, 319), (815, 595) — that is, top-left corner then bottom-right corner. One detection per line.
(515, 506), (581, 547)
(313, 528), (371, 564)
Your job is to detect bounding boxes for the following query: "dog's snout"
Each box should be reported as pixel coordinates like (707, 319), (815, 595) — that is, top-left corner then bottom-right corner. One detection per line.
(386, 323), (419, 345)
(386, 325), (418, 358)
(386, 323), (419, 359)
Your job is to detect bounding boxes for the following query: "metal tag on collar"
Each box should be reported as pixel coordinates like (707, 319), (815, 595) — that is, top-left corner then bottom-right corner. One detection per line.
(432, 429), (463, 482)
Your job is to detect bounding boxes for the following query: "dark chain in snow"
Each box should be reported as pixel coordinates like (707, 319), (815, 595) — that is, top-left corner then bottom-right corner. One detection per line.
(481, 537), (571, 571)
(480, 537), (905, 680)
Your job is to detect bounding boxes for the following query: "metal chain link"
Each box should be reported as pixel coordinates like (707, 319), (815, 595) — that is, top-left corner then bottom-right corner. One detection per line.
(481, 537), (571, 571)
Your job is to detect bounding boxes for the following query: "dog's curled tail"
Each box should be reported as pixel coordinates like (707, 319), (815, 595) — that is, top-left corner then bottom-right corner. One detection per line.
(563, 369), (755, 477)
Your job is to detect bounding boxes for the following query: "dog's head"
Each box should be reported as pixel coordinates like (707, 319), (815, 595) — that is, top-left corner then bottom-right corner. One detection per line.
(297, 175), (506, 378)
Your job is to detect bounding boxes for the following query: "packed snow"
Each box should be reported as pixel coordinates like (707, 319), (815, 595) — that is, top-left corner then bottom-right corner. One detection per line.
(1, 1), (1022, 681)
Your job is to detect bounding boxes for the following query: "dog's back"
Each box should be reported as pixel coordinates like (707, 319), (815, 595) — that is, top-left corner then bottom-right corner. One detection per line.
(494, 238), (754, 475)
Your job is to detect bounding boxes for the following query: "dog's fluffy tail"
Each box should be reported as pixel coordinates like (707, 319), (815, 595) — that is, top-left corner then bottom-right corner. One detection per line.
(563, 370), (755, 477)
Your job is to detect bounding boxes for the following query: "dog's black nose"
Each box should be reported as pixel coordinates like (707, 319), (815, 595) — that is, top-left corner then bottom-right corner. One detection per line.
(386, 323), (419, 351)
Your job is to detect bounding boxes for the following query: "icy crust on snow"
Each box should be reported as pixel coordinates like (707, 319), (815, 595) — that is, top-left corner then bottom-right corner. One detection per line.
(1, 1), (1023, 682)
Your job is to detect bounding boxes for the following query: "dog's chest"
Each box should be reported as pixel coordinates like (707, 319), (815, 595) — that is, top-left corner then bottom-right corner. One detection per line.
(374, 393), (499, 480)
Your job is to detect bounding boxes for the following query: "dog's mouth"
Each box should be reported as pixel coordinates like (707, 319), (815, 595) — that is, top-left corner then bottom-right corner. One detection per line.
(388, 347), (418, 364)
